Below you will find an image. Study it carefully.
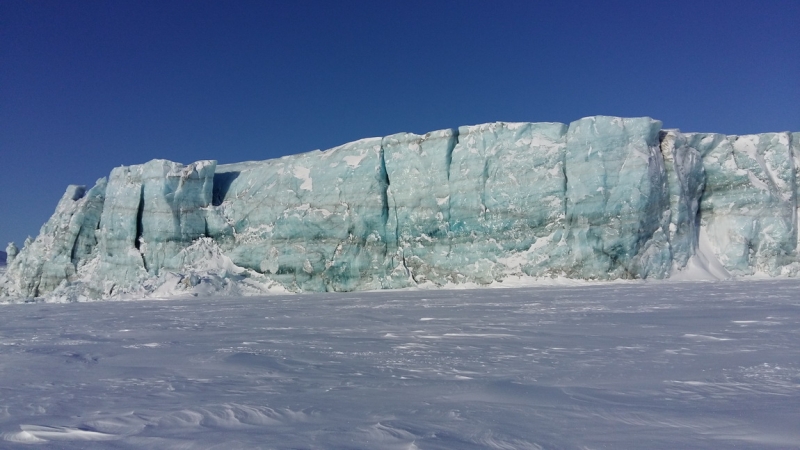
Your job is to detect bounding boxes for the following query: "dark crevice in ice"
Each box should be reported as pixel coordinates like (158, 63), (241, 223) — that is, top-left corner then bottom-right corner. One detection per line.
(134, 185), (148, 272)
(378, 141), (392, 254)
(692, 165), (708, 258)
(134, 186), (144, 251)
(445, 128), (458, 181)
(212, 171), (240, 206)
(70, 186), (87, 201)
(378, 143), (390, 226)
(445, 129), (459, 254)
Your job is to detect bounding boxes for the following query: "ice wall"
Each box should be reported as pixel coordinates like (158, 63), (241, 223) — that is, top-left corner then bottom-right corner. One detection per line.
(2, 182), (106, 297)
(1, 116), (798, 300)
(690, 133), (797, 275)
(660, 130), (705, 269)
(383, 122), (570, 286)
(564, 117), (671, 279)
(205, 138), (390, 292)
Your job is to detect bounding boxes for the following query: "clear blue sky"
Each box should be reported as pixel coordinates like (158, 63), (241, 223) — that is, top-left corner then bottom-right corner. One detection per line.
(1, 0), (798, 248)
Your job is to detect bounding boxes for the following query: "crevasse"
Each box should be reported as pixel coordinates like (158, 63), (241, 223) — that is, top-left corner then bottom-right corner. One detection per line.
(2, 116), (798, 300)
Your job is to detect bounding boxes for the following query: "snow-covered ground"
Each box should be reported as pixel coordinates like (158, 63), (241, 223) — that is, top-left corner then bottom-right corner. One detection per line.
(1, 280), (799, 449)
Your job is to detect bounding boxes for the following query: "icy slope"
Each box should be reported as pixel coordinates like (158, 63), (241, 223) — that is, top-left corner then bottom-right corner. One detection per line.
(1, 116), (798, 300)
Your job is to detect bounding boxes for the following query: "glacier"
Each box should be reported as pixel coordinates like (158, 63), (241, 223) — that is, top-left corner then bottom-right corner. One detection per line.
(1, 116), (798, 301)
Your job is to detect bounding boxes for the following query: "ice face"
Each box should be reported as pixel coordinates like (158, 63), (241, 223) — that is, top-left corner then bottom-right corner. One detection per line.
(206, 138), (390, 292)
(689, 132), (796, 275)
(660, 130), (705, 269)
(1, 117), (799, 300)
(383, 129), (456, 287)
(564, 117), (670, 279)
(139, 159), (216, 273)
(449, 122), (569, 283)
(383, 122), (570, 286)
(1, 181), (105, 297)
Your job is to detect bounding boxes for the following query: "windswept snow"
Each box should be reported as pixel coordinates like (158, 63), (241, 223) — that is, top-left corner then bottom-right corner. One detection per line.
(1, 280), (799, 448)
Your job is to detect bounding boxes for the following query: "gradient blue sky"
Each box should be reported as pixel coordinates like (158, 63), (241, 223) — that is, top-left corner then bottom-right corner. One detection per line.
(1, 0), (798, 248)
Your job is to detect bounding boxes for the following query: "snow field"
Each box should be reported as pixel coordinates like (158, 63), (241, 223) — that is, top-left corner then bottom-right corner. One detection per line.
(0, 280), (799, 448)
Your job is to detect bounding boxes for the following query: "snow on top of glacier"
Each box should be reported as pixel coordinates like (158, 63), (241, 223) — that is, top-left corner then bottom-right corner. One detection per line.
(292, 166), (312, 191)
(343, 152), (368, 168)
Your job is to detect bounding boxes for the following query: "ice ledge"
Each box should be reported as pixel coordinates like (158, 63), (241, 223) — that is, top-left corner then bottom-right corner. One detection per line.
(1, 116), (798, 301)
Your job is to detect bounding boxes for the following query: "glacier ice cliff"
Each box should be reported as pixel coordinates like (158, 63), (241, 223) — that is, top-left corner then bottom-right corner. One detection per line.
(2, 117), (799, 301)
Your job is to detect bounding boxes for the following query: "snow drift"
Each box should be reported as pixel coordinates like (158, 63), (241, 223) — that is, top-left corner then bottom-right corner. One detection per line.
(2, 116), (799, 301)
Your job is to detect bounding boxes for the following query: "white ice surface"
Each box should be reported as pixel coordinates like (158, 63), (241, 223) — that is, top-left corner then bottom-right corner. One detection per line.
(1, 280), (799, 449)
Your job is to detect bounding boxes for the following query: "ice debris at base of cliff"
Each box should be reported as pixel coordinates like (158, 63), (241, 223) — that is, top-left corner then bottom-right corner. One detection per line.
(2, 117), (799, 301)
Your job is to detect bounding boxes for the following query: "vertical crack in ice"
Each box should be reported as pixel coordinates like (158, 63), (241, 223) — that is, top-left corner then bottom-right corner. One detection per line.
(561, 133), (569, 230)
(692, 171), (707, 256)
(67, 197), (87, 265)
(480, 143), (490, 223)
(675, 138), (706, 257)
(379, 142), (390, 226)
(135, 184), (148, 272)
(445, 128), (457, 182)
(378, 137), (403, 277)
(392, 190), (402, 270)
(446, 129), (459, 257)
(378, 141), (391, 253)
